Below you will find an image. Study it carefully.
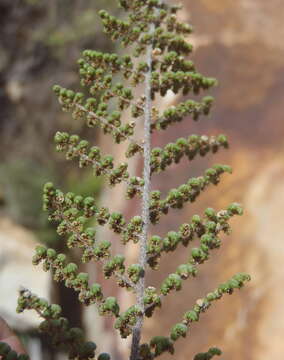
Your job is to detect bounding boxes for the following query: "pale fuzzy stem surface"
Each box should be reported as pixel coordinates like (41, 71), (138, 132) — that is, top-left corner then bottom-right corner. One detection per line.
(130, 28), (154, 360)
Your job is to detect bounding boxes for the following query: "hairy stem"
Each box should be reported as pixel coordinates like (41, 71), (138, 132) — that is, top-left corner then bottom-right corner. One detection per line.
(130, 31), (153, 360)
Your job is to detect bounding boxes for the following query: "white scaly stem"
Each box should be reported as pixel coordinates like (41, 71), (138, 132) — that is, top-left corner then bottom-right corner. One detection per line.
(129, 22), (154, 360)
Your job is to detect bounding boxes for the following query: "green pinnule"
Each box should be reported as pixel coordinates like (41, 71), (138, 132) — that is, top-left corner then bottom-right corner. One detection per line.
(9, 1), (250, 360)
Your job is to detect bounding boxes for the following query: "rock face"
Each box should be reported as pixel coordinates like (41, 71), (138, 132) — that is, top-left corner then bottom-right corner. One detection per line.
(0, 217), (50, 330)
(242, 157), (284, 360)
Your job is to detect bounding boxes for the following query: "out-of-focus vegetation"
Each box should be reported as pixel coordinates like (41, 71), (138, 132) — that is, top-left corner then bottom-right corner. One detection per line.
(0, 2), (118, 351)
(0, 0), (118, 245)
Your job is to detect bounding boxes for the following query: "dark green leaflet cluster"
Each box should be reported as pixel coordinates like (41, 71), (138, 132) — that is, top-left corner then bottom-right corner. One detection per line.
(16, 289), (105, 360)
(79, 50), (136, 85)
(169, 273), (251, 342)
(32, 245), (106, 305)
(32, 245), (140, 338)
(150, 70), (216, 98)
(42, 182), (143, 249)
(193, 348), (222, 360)
(43, 181), (145, 245)
(0, 343), (28, 360)
(147, 204), (241, 269)
(140, 344), (222, 360)
(158, 207), (238, 277)
(54, 131), (143, 191)
(52, 85), (139, 145)
(52, 0), (216, 149)
(78, 50), (147, 118)
(149, 164), (232, 224)
(100, 0), (193, 58)
(41, 183), (143, 289)
(144, 204), (244, 318)
(137, 274), (249, 360)
(150, 134), (228, 174)
(150, 96), (214, 131)
(115, 305), (143, 338)
(137, 345), (222, 360)
(13, 1), (251, 359)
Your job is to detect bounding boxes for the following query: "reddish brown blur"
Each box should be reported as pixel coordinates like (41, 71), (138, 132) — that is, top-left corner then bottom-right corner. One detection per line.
(0, 317), (26, 356)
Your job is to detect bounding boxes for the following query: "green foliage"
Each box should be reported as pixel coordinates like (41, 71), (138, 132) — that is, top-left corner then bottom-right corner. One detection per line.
(0, 161), (52, 228)
(194, 347), (222, 360)
(9, 1), (251, 359)
(0, 341), (28, 360)
(16, 289), (97, 359)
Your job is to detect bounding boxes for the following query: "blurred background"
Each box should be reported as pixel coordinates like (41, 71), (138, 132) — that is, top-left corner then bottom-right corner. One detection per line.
(0, 0), (283, 359)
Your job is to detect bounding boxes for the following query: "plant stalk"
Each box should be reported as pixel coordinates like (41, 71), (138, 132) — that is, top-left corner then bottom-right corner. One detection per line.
(129, 27), (153, 360)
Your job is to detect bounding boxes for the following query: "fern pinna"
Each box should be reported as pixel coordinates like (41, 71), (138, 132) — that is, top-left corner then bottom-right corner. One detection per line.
(0, 1), (250, 360)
